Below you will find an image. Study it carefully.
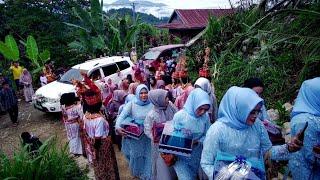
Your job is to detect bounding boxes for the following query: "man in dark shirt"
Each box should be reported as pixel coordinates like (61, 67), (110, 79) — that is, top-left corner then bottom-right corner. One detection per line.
(0, 81), (18, 126)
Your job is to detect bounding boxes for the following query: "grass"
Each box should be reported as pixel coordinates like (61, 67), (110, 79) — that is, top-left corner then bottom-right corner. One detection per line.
(0, 136), (87, 180)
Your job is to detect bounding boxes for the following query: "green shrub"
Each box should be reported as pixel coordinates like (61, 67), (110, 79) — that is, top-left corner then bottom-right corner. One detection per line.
(0, 137), (87, 180)
(186, 3), (320, 111)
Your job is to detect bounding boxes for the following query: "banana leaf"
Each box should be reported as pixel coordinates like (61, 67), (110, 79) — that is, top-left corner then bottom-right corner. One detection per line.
(26, 36), (39, 62)
(4, 35), (19, 61)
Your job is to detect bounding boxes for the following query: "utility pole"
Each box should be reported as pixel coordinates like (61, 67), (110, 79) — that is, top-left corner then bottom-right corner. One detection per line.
(132, 2), (137, 49)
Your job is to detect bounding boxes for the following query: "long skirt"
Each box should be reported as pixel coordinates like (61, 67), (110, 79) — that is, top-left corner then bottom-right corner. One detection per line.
(173, 144), (203, 180)
(91, 137), (120, 180)
(127, 134), (152, 179)
(65, 123), (83, 155)
(23, 85), (34, 102)
(151, 143), (176, 180)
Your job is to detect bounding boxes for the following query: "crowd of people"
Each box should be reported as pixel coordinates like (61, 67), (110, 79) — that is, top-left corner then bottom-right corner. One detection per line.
(0, 61), (67, 126)
(56, 52), (319, 180)
(0, 54), (319, 180)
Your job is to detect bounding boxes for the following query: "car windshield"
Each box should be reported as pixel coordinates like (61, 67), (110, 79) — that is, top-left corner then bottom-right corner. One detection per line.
(58, 68), (83, 84)
(143, 50), (161, 60)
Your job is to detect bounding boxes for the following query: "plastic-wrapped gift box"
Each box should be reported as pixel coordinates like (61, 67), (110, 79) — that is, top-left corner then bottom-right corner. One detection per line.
(158, 121), (193, 157)
(121, 122), (144, 140)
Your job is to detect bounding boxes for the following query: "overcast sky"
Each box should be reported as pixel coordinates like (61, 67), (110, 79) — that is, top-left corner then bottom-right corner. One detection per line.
(105, 0), (231, 9)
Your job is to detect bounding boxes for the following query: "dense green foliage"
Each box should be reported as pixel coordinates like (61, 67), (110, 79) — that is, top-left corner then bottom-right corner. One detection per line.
(0, 0), (90, 69)
(187, 2), (320, 109)
(0, 137), (87, 180)
(0, 0), (173, 74)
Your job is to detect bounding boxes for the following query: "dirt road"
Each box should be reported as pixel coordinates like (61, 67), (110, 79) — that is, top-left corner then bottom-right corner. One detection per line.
(0, 101), (133, 180)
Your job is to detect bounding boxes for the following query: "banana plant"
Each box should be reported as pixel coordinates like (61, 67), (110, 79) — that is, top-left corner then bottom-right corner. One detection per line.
(65, 0), (106, 58)
(24, 35), (51, 74)
(0, 35), (20, 61)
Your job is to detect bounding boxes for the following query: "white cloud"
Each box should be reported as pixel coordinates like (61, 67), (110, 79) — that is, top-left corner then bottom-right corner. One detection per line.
(103, 0), (231, 17)
(151, 0), (230, 9)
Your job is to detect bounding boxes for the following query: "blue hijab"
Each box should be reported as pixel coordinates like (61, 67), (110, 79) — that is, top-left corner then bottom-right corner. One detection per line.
(183, 88), (211, 118)
(134, 84), (150, 106)
(291, 77), (320, 118)
(218, 86), (263, 130)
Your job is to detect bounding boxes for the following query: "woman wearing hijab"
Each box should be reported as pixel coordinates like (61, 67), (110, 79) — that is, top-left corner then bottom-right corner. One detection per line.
(128, 82), (139, 95)
(19, 69), (34, 102)
(102, 78), (117, 107)
(115, 84), (153, 179)
(107, 90), (128, 120)
(243, 77), (270, 122)
(201, 86), (303, 180)
(107, 90), (128, 150)
(144, 89), (178, 180)
(170, 88), (211, 180)
(174, 77), (194, 110)
(115, 93), (135, 159)
(156, 79), (166, 89)
(194, 77), (218, 122)
(289, 77), (320, 180)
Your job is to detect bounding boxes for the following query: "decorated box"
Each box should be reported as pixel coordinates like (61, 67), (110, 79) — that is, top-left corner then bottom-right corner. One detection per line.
(152, 122), (165, 143)
(121, 122), (144, 140)
(158, 121), (193, 157)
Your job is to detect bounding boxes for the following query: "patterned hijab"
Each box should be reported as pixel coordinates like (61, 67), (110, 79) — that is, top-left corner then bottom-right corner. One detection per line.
(183, 88), (211, 118)
(218, 86), (263, 130)
(134, 84), (150, 106)
(291, 77), (320, 118)
(149, 89), (177, 121)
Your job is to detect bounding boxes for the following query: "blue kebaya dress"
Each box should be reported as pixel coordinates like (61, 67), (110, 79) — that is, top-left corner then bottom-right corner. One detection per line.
(289, 77), (320, 180)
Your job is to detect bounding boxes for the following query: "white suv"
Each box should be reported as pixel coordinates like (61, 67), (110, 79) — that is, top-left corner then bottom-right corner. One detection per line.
(33, 56), (134, 112)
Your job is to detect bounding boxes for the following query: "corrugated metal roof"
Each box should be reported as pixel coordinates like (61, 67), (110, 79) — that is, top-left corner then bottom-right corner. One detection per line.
(156, 9), (235, 29)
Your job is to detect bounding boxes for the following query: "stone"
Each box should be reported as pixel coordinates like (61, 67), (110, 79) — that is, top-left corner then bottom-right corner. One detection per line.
(283, 102), (293, 112)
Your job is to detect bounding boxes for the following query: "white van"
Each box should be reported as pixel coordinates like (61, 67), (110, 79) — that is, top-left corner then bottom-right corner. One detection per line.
(33, 56), (134, 112)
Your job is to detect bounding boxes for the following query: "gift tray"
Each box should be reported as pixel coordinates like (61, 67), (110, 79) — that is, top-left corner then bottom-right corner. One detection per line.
(121, 122), (144, 140)
(158, 121), (193, 157)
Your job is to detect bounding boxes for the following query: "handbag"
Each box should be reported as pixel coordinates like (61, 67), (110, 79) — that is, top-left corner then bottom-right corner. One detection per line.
(160, 153), (176, 167)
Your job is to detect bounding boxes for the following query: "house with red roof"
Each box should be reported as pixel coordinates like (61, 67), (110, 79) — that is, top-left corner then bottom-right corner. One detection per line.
(156, 9), (235, 43)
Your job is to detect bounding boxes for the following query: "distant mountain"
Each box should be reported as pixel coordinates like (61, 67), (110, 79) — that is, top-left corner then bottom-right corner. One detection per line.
(106, 8), (169, 24)
(104, 0), (172, 18)
(110, 0), (167, 7)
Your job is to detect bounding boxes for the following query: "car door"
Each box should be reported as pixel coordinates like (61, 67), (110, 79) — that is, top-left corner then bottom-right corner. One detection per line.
(88, 68), (104, 89)
(101, 63), (120, 84)
(116, 60), (132, 80)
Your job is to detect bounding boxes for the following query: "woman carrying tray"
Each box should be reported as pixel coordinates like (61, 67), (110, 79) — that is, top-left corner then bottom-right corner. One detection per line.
(144, 89), (178, 180)
(170, 88), (211, 180)
(116, 84), (153, 179)
(201, 86), (303, 180)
